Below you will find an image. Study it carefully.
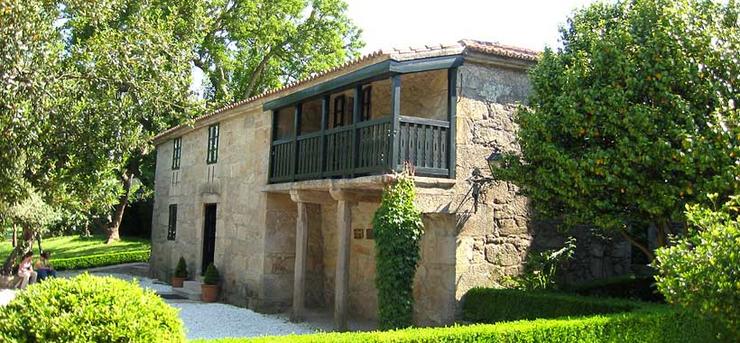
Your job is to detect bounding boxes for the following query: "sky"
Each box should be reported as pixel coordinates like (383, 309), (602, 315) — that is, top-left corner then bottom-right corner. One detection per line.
(345, 0), (601, 53)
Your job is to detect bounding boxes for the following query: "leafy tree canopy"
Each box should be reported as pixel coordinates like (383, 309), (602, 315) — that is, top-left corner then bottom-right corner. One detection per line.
(194, 0), (363, 104)
(495, 0), (739, 260)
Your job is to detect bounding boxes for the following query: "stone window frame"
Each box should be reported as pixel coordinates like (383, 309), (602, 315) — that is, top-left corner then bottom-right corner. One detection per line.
(171, 137), (182, 170)
(206, 123), (219, 164)
(167, 204), (177, 241)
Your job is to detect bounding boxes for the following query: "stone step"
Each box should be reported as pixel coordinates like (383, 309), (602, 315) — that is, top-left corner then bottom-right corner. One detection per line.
(172, 286), (201, 301)
(183, 280), (202, 293)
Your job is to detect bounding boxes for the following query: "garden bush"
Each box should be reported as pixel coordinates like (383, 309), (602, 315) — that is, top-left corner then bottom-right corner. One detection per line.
(0, 273), (184, 342)
(566, 274), (664, 302)
(198, 307), (719, 343)
(654, 196), (740, 338)
(462, 288), (638, 323)
(52, 249), (150, 270)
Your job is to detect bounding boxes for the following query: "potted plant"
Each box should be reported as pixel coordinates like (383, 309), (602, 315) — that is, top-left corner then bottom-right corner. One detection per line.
(171, 257), (188, 288)
(201, 263), (220, 302)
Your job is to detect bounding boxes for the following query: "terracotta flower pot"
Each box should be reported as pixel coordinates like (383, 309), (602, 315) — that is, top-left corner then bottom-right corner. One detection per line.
(171, 276), (186, 288)
(201, 284), (219, 302)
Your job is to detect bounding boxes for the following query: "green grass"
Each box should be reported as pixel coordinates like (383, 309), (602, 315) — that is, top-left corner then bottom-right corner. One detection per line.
(0, 234), (150, 260)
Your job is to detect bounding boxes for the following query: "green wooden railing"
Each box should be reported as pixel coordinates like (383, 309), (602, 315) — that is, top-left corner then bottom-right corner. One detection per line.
(269, 115), (451, 183)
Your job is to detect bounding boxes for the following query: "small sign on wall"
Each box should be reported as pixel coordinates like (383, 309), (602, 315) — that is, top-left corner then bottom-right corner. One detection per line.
(353, 229), (364, 239)
(365, 228), (374, 240)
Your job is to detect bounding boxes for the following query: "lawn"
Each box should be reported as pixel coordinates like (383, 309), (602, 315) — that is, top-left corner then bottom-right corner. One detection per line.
(0, 235), (150, 260)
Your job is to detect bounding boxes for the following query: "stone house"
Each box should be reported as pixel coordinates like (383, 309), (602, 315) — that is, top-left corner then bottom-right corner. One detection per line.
(149, 39), (630, 330)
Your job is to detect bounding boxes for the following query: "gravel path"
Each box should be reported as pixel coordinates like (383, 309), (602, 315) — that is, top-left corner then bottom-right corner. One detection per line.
(2, 267), (316, 340)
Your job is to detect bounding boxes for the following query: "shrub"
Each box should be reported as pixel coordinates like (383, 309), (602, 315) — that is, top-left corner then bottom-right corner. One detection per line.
(566, 274), (664, 302)
(52, 250), (150, 271)
(196, 307), (718, 343)
(372, 167), (424, 329)
(174, 256), (188, 278)
(462, 288), (638, 323)
(203, 263), (219, 285)
(503, 237), (576, 291)
(654, 196), (739, 338)
(0, 273), (184, 342)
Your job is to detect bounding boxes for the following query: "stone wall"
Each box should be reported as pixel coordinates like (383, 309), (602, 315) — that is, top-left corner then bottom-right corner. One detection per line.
(151, 101), (273, 308)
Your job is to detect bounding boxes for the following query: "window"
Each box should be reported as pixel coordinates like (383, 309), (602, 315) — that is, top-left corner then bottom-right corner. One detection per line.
(207, 123), (219, 164)
(361, 86), (372, 121)
(172, 137), (182, 170)
(333, 95), (346, 127)
(167, 204), (177, 240)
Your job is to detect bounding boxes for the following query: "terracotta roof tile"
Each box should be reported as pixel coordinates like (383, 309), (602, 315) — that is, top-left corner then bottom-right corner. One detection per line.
(152, 39), (540, 143)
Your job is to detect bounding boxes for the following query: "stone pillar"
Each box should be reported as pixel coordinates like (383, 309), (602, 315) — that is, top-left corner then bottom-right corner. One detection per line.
(289, 189), (333, 322)
(334, 198), (352, 331)
(291, 201), (308, 321)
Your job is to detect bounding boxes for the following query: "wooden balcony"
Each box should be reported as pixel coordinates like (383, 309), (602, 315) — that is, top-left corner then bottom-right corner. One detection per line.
(268, 68), (459, 184)
(270, 115), (452, 183)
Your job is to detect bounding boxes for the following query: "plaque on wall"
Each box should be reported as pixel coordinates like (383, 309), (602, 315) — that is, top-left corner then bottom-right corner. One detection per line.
(365, 228), (374, 239)
(353, 228), (364, 239)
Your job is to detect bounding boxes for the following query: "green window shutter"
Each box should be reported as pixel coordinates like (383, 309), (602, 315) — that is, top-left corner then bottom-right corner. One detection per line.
(167, 204), (177, 240)
(172, 137), (181, 170)
(207, 123), (219, 164)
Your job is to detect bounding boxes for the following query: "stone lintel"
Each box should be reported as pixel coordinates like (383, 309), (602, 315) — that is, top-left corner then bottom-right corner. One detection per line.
(289, 189), (334, 204)
(262, 174), (456, 195)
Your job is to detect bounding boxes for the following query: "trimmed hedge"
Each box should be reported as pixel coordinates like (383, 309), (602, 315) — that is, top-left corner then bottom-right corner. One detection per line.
(0, 274), (184, 342)
(52, 250), (150, 271)
(566, 274), (664, 302)
(195, 307), (718, 343)
(462, 288), (638, 323)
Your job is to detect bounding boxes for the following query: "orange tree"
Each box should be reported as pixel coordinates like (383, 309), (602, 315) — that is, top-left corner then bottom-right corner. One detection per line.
(494, 0), (739, 261)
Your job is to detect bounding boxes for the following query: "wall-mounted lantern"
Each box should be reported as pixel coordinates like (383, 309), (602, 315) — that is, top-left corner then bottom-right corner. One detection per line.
(487, 151), (504, 175)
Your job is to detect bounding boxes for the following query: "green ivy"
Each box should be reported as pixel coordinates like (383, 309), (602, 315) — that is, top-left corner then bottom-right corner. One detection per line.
(372, 168), (424, 330)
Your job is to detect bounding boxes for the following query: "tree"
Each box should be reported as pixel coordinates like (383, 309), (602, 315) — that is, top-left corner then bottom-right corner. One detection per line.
(58, 0), (208, 242)
(194, 0), (363, 104)
(373, 167), (424, 329)
(494, 0), (739, 261)
(0, 0), (66, 206)
(654, 195), (739, 338)
(1, 190), (57, 275)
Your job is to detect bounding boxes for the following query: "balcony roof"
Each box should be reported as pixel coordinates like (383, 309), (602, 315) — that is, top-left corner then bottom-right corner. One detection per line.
(152, 39), (539, 145)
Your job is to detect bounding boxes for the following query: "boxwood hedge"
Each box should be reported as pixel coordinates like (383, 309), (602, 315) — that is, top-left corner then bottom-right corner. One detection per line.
(462, 287), (639, 323)
(0, 274), (184, 342)
(52, 250), (150, 271)
(196, 307), (718, 343)
(195, 288), (723, 343)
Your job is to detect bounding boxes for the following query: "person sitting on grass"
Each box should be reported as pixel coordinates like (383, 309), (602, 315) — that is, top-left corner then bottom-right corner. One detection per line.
(16, 251), (37, 289)
(35, 251), (56, 281)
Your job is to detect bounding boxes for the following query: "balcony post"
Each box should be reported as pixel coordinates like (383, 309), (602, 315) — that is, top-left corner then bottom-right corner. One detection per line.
(390, 74), (401, 172)
(292, 103), (302, 181)
(268, 110), (277, 183)
(352, 85), (362, 176)
(320, 95), (329, 178)
(447, 68), (457, 178)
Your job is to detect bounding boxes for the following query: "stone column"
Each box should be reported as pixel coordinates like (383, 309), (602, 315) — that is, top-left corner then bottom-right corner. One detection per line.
(291, 201), (308, 322)
(289, 190), (333, 322)
(334, 198), (352, 331)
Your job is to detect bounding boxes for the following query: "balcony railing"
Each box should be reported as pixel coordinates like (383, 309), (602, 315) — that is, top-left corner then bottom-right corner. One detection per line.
(269, 115), (451, 183)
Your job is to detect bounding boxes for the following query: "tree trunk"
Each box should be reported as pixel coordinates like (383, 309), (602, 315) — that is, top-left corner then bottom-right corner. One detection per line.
(36, 231), (43, 254)
(620, 230), (655, 262)
(83, 220), (91, 237)
(107, 169), (134, 244)
(2, 226), (35, 276)
(11, 224), (16, 247)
